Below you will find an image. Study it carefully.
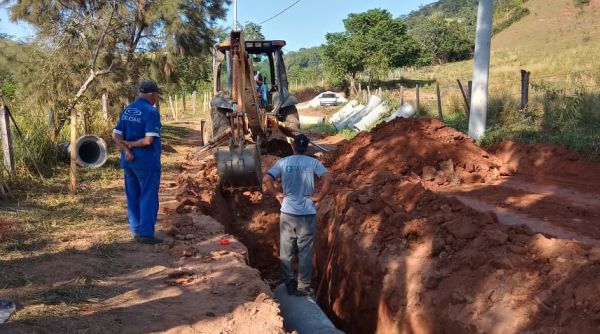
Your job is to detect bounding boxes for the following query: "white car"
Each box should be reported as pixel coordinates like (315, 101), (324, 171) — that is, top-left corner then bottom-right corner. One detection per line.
(319, 93), (340, 106)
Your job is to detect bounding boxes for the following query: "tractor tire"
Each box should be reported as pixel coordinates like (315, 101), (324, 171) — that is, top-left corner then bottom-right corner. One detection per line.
(279, 105), (300, 133)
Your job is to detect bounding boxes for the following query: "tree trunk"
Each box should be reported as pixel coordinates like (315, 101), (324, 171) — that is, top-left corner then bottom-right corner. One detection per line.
(348, 74), (357, 97)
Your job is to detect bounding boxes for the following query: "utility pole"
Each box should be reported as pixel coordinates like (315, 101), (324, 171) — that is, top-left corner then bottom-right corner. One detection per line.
(233, 0), (239, 31)
(468, 0), (494, 140)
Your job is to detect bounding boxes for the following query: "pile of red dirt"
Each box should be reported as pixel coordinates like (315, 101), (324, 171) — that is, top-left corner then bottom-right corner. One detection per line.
(315, 179), (600, 333)
(314, 118), (600, 333)
(489, 140), (600, 189)
(330, 118), (506, 187)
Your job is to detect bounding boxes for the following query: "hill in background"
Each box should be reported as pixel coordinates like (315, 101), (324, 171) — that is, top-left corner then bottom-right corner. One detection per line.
(401, 0), (600, 89)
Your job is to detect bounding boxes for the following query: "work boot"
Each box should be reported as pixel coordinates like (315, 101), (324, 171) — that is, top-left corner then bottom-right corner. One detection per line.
(135, 237), (164, 245)
(295, 286), (314, 297)
(286, 279), (298, 295)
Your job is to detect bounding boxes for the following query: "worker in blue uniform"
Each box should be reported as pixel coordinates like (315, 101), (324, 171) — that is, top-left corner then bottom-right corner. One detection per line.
(112, 80), (163, 245)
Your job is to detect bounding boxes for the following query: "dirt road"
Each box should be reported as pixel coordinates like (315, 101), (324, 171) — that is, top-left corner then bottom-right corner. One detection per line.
(1, 121), (285, 333)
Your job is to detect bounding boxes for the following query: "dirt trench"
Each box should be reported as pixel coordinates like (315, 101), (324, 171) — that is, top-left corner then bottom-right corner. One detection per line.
(178, 118), (600, 334)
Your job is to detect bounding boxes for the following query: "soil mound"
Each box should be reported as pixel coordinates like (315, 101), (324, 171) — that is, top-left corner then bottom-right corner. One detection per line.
(331, 118), (505, 187)
(314, 118), (600, 334)
(315, 178), (600, 333)
(490, 140), (600, 189)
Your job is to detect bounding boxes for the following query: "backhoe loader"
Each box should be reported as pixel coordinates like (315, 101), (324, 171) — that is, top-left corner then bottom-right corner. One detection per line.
(209, 30), (301, 190)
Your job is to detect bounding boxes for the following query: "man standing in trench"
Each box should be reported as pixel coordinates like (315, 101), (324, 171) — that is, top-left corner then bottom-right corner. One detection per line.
(112, 80), (163, 245)
(263, 134), (333, 296)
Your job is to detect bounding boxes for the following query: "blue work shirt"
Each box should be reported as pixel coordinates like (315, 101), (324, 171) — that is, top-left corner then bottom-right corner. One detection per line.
(257, 83), (268, 106)
(113, 97), (162, 171)
(267, 155), (328, 216)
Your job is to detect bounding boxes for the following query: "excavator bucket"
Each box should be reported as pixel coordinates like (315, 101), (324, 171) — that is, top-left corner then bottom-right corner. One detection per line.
(216, 143), (262, 190)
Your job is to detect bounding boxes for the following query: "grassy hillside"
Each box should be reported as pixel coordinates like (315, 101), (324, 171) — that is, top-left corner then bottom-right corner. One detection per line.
(392, 0), (600, 159)
(407, 0), (530, 34)
(398, 0), (600, 90)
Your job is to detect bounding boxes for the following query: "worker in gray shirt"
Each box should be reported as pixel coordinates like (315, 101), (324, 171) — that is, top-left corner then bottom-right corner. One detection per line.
(263, 134), (333, 296)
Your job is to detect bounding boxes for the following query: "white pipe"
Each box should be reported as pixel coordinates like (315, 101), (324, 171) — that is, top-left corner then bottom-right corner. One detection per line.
(233, 0), (239, 31)
(332, 105), (365, 130)
(468, 0), (494, 140)
(299, 115), (325, 125)
(386, 103), (417, 122)
(274, 284), (343, 334)
(329, 100), (358, 124)
(353, 103), (390, 132)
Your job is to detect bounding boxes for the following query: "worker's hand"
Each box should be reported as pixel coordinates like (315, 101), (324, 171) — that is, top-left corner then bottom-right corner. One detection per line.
(275, 192), (284, 204)
(125, 150), (135, 162)
(310, 195), (322, 204)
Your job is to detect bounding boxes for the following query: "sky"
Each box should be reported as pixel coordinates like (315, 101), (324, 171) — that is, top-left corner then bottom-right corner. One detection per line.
(233, 0), (435, 51)
(0, 1), (436, 50)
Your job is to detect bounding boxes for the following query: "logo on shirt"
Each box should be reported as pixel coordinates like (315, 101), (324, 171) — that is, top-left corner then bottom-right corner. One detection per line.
(122, 108), (142, 123)
(285, 166), (301, 173)
(124, 108), (142, 116)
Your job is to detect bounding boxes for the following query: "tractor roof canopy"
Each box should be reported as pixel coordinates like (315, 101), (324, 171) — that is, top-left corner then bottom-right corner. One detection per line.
(217, 40), (286, 54)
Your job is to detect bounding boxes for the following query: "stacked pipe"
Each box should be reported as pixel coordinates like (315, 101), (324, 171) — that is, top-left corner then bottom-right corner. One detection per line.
(330, 97), (418, 132)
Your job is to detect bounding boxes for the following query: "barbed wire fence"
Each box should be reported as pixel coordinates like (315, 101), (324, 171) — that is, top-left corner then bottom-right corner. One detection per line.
(355, 68), (600, 120)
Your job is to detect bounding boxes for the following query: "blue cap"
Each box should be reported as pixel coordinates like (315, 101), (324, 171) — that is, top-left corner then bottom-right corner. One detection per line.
(293, 134), (309, 153)
(139, 80), (162, 94)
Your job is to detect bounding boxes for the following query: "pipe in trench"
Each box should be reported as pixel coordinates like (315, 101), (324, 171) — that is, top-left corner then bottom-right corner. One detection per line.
(58, 135), (108, 168)
(274, 283), (345, 334)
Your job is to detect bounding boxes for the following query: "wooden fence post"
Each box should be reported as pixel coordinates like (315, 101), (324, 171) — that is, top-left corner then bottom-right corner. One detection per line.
(416, 84), (420, 117)
(468, 81), (473, 102)
(102, 90), (109, 120)
(457, 79), (471, 117)
(174, 94), (179, 120)
(48, 107), (55, 129)
(69, 106), (77, 194)
(182, 90), (187, 115)
(200, 119), (206, 146)
(521, 69), (531, 110)
(169, 95), (176, 120)
(192, 91), (197, 115)
(400, 86), (404, 105)
(0, 105), (15, 173)
(436, 82), (444, 122)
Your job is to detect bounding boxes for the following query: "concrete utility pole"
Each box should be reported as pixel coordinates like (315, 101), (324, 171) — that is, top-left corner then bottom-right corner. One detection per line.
(468, 0), (494, 140)
(233, 0), (239, 31)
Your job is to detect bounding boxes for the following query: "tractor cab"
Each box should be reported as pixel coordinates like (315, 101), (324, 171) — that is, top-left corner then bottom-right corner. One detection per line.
(212, 39), (297, 118)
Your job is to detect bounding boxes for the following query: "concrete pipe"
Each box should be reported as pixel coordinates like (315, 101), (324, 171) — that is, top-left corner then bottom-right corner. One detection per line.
(386, 103), (417, 122)
(274, 284), (344, 334)
(332, 104), (365, 130)
(299, 114), (325, 126)
(329, 100), (358, 124)
(364, 95), (383, 112)
(353, 103), (390, 132)
(59, 135), (108, 168)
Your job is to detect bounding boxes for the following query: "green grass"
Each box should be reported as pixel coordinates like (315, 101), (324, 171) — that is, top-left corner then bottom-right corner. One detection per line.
(39, 277), (102, 305)
(301, 122), (358, 140)
(162, 123), (192, 144)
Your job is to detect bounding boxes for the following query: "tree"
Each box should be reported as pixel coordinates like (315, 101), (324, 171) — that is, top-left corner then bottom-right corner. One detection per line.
(410, 17), (474, 65)
(3, 0), (229, 191)
(321, 9), (421, 93)
(243, 22), (265, 40)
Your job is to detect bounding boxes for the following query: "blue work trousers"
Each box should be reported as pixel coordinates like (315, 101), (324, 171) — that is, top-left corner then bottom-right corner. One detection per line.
(280, 213), (316, 289)
(124, 168), (161, 238)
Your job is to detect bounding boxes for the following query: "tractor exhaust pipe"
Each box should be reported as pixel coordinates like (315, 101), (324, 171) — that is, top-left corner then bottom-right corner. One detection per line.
(59, 135), (108, 168)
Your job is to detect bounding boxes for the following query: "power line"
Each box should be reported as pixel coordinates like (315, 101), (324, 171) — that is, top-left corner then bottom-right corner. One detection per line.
(259, 0), (303, 25)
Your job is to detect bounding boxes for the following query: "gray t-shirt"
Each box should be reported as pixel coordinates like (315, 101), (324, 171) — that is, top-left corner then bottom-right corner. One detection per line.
(267, 155), (328, 216)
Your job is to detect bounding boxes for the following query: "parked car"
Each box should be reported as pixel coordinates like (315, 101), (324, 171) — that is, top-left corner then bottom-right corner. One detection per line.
(319, 93), (340, 106)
